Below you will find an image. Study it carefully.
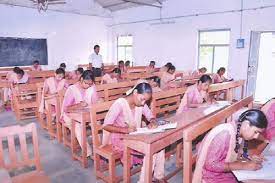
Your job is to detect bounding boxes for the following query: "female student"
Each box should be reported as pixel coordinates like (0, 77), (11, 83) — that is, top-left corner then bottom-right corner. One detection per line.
(192, 67), (207, 76)
(118, 60), (125, 73)
(13, 69), (29, 84)
(160, 62), (173, 72)
(61, 70), (98, 157)
(160, 65), (176, 90)
(125, 60), (131, 72)
(212, 67), (230, 83)
(176, 75), (212, 114)
(149, 76), (162, 92)
(261, 98), (275, 141)
(102, 82), (166, 183)
(147, 61), (156, 73)
(101, 68), (121, 84)
(68, 68), (84, 80)
(193, 109), (268, 183)
(39, 68), (68, 114)
(31, 60), (42, 71)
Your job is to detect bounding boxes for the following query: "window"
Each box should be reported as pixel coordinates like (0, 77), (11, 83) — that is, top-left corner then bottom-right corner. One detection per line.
(198, 30), (230, 74)
(117, 35), (133, 62)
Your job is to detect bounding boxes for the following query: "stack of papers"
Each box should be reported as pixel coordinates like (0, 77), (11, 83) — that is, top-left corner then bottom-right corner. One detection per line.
(233, 156), (275, 181)
(130, 123), (177, 135)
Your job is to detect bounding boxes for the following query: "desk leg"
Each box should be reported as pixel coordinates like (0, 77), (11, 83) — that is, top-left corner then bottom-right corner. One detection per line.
(81, 121), (88, 168)
(71, 119), (77, 160)
(123, 143), (131, 183)
(183, 141), (192, 183)
(143, 145), (153, 183)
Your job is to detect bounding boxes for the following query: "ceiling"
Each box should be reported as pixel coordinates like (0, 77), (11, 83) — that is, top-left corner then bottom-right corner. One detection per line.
(96, 0), (164, 11)
(0, 0), (165, 16)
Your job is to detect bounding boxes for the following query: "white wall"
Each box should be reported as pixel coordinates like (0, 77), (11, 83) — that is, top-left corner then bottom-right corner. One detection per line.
(110, 0), (275, 80)
(0, 4), (110, 70)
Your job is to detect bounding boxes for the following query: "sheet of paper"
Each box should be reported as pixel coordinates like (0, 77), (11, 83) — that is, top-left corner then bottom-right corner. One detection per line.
(203, 101), (230, 115)
(263, 139), (275, 156)
(233, 156), (275, 181)
(129, 123), (177, 135)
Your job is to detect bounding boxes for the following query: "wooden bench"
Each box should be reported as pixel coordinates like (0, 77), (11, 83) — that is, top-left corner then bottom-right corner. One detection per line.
(0, 123), (50, 183)
(182, 96), (253, 183)
(96, 81), (136, 101)
(151, 88), (186, 118)
(11, 83), (39, 121)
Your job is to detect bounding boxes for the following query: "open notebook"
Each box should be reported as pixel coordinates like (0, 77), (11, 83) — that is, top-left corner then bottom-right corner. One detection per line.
(129, 123), (177, 135)
(233, 155), (275, 181)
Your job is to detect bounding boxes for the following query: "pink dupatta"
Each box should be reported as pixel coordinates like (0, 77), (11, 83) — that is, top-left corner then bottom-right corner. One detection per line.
(192, 123), (238, 183)
(102, 98), (143, 146)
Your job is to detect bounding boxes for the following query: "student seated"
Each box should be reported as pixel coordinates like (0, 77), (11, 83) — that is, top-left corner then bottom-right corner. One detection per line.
(212, 67), (232, 83)
(193, 109), (267, 183)
(101, 68), (121, 84)
(102, 82), (165, 183)
(192, 67), (207, 76)
(147, 61), (156, 73)
(59, 63), (67, 71)
(149, 76), (162, 92)
(160, 65), (176, 90)
(61, 70), (98, 157)
(68, 68), (84, 80)
(13, 69), (29, 84)
(176, 75), (212, 114)
(31, 60), (42, 71)
(39, 68), (68, 114)
(118, 60), (125, 73)
(160, 62), (173, 72)
(5, 67), (20, 82)
(125, 60), (131, 72)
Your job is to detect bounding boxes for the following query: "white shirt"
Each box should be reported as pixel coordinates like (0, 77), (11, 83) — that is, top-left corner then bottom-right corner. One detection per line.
(88, 52), (103, 68)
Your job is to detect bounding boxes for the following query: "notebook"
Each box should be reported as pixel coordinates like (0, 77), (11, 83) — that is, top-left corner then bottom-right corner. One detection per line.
(130, 123), (177, 135)
(233, 156), (275, 181)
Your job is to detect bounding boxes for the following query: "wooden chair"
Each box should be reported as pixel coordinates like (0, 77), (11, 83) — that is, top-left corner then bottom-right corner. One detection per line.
(0, 123), (50, 183)
(11, 83), (39, 121)
(90, 100), (133, 183)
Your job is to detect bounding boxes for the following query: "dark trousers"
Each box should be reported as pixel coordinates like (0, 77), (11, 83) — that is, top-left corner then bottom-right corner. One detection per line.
(92, 67), (102, 77)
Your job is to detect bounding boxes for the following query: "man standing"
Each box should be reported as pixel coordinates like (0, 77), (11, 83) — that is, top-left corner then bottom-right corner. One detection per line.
(89, 45), (103, 77)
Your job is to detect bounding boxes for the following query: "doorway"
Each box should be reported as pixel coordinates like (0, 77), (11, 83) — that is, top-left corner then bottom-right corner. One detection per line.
(247, 31), (275, 103)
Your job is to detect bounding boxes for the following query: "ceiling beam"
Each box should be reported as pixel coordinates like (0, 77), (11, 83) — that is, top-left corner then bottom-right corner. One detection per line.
(155, 0), (162, 5)
(121, 0), (162, 8)
(102, 2), (129, 8)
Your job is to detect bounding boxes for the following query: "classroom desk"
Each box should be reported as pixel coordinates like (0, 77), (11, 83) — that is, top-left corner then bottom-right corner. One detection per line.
(66, 107), (91, 168)
(182, 96), (253, 183)
(123, 104), (230, 183)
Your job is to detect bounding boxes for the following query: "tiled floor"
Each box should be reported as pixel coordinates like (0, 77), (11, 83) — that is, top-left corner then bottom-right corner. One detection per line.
(0, 111), (183, 183)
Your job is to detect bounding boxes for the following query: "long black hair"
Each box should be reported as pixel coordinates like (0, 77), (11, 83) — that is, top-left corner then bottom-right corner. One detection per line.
(129, 82), (152, 96)
(55, 68), (65, 76)
(112, 68), (121, 74)
(235, 109), (268, 155)
(198, 74), (212, 84)
(217, 67), (226, 74)
(167, 65), (176, 72)
(81, 70), (95, 82)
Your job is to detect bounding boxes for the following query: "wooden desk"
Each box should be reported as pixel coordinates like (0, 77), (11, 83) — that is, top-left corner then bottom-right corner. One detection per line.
(66, 107), (91, 168)
(182, 96), (253, 183)
(123, 103), (231, 183)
